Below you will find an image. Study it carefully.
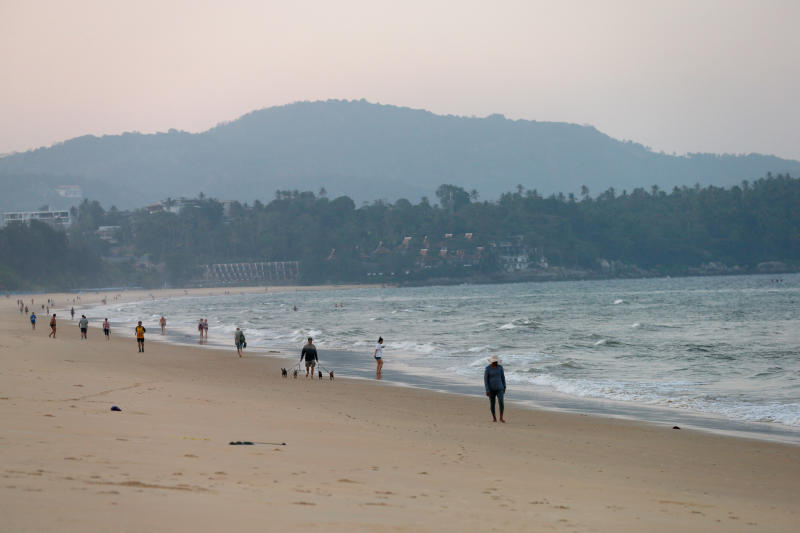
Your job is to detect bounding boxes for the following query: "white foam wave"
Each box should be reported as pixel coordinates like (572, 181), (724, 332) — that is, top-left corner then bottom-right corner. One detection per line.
(525, 374), (800, 427)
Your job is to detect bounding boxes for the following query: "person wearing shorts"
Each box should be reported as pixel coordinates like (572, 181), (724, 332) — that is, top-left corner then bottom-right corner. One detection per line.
(103, 318), (110, 340)
(136, 321), (146, 352)
(79, 315), (88, 339)
(49, 314), (57, 338)
(373, 336), (384, 378)
(30, 312), (36, 330)
(300, 337), (318, 377)
(234, 327), (246, 358)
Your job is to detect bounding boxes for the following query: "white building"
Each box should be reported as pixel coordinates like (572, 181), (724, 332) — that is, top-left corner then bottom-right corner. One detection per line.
(1, 210), (72, 228)
(56, 185), (83, 199)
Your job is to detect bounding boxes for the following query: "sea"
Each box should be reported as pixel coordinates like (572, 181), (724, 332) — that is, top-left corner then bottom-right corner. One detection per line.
(91, 273), (800, 444)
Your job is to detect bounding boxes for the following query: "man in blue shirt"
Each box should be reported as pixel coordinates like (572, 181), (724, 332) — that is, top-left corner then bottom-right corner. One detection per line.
(484, 355), (506, 423)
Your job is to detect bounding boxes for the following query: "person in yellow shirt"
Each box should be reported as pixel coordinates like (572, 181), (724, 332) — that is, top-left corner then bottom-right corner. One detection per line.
(135, 321), (146, 353)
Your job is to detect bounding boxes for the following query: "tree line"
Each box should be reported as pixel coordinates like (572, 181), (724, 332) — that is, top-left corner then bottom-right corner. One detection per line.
(1, 174), (797, 290)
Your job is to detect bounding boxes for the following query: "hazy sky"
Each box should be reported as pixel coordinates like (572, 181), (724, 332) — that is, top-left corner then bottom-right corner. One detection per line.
(2, 0), (798, 159)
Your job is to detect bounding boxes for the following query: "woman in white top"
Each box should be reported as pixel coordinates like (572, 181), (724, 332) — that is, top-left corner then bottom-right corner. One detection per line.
(373, 336), (384, 378)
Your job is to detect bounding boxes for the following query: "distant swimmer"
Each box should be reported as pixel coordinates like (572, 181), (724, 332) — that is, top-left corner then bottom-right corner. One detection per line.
(30, 312), (36, 330)
(484, 355), (506, 423)
(300, 337), (318, 378)
(48, 314), (57, 338)
(234, 327), (246, 357)
(103, 318), (110, 340)
(136, 321), (146, 352)
(373, 336), (384, 379)
(160, 315), (166, 335)
(79, 315), (88, 339)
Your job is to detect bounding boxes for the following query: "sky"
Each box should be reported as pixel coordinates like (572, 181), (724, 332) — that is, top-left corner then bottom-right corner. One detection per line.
(1, 0), (799, 160)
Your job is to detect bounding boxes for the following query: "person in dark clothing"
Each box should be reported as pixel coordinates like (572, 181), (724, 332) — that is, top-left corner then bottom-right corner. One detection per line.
(300, 337), (318, 378)
(484, 355), (506, 423)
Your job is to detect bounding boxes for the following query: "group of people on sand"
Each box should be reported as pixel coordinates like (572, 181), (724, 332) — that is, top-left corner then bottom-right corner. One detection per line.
(20, 299), (507, 422)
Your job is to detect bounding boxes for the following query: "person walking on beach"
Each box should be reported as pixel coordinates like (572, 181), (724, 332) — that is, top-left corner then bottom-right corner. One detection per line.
(70, 307), (74, 320)
(373, 336), (384, 379)
(103, 318), (110, 340)
(30, 312), (37, 330)
(484, 355), (506, 423)
(135, 321), (146, 352)
(300, 337), (318, 377)
(160, 315), (166, 335)
(79, 315), (89, 339)
(234, 327), (246, 357)
(48, 314), (56, 338)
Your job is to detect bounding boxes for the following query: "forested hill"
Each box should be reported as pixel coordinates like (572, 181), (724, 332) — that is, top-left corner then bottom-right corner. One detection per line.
(2, 99), (800, 210)
(1, 176), (797, 290)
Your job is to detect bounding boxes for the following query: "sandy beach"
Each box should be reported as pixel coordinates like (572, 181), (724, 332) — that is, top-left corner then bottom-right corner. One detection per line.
(1, 289), (798, 532)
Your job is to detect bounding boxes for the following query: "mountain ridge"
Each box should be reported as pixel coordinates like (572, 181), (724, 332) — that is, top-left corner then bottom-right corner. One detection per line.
(2, 99), (798, 210)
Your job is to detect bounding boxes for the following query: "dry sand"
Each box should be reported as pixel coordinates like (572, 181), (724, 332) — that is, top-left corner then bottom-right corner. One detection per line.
(1, 289), (798, 532)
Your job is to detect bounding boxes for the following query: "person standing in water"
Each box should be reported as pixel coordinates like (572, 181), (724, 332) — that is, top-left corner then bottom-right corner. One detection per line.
(103, 318), (110, 340)
(300, 337), (318, 377)
(203, 318), (209, 339)
(234, 327), (246, 357)
(70, 307), (75, 320)
(484, 355), (506, 423)
(373, 336), (384, 379)
(160, 315), (166, 335)
(135, 321), (146, 352)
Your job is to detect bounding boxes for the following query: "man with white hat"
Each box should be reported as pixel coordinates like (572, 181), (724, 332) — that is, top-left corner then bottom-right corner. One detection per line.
(484, 355), (507, 422)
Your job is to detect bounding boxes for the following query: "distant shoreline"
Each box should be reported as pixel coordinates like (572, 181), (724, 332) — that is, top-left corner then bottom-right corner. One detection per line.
(5, 266), (797, 294)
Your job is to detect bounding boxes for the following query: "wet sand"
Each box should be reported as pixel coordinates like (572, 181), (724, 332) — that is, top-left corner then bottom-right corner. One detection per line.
(1, 289), (798, 532)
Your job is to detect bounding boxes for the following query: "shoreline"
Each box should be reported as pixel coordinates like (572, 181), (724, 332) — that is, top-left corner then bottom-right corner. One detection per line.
(3, 289), (799, 531)
(82, 286), (800, 445)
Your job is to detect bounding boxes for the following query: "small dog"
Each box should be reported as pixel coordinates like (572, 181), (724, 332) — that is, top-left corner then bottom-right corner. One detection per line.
(281, 368), (288, 378)
(318, 370), (323, 380)
(329, 370), (335, 381)
(292, 369), (298, 379)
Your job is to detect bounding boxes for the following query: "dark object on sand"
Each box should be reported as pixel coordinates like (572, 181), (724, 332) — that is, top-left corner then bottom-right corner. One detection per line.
(673, 426), (681, 430)
(281, 368), (288, 378)
(230, 441), (287, 446)
(110, 406), (122, 412)
(329, 370), (334, 381)
(292, 369), (298, 379)
(318, 370), (323, 380)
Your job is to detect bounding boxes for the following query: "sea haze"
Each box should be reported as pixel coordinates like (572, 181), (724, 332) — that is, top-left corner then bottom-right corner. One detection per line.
(94, 274), (800, 443)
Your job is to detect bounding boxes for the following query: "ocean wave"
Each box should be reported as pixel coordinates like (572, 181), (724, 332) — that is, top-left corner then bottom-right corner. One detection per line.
(525, 374), (800, 427)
